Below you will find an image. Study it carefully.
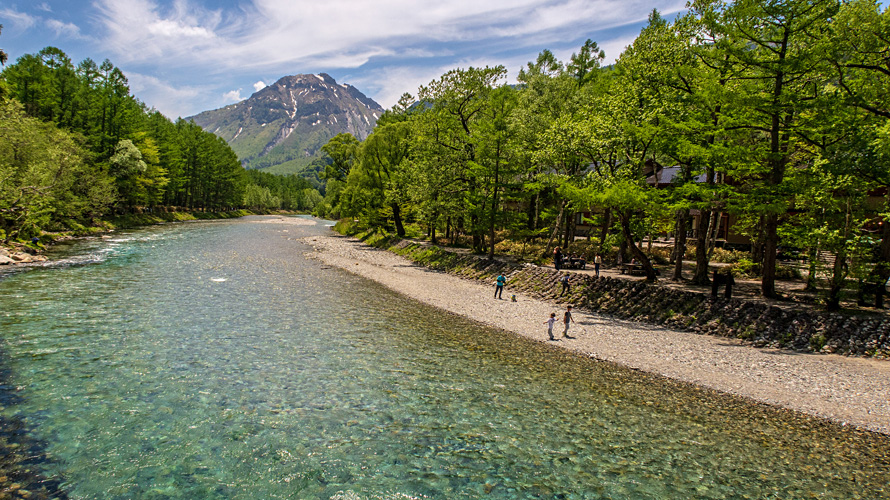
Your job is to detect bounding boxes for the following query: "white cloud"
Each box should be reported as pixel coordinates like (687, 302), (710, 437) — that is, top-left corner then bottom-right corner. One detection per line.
(93, 0), (223, 61)
(37, 3), (52, 12)
(0, 8), (37, 32)
(350, 66), (443, 110)
(147, 19), (214, 38)
(223, 88), (244, 103)
(45, 19), (87, 40)
(86, 0), (686, 117)
(126, 72), (204, 118)
(253, 81), (266, 92)
(93, 0), (683, 73)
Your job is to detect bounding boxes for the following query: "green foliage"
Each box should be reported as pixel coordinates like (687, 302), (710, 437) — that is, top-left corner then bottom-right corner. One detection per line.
(321, 133), (359, 182)
(711, 248), (750, 264)
(809, 333), (827, 352)
(244, 169), (318, 211)
(322, 1), (887, 305)
(0, 100), (112, 241)
(0, 45), (331, 238)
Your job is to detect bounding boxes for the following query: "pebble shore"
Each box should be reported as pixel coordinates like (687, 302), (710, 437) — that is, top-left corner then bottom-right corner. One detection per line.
(305, 231), (890, 435)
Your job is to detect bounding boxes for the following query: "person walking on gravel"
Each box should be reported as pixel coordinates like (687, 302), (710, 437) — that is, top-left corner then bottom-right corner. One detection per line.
(495, 273), (506, 299)
(544, 312), (557, 341)
(563, 305), (575, 338)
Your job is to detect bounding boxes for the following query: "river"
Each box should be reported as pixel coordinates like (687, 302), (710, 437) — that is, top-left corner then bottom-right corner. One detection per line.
(0, 216), (887, 499)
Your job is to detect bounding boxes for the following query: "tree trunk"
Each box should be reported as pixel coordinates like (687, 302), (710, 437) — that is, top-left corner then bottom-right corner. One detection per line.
(692, 210), (711, 285)
(826, 250), (848, 312)
(471, 213), (481, 252)
(487, 161), (500, 260)
(561, 210), (567, 250)
(706, 210), (722, 259)
(619, 211), (657, 282)
(761, 212), (779, 298)
(869, 196), (890, 308)
(751, 215), (766, 275)
(618, 237), (627, 265)
(599, 209), (611, 246)
(672, 210), (688, 281)
(544, 200), (566, 257)
(392, 203), (405, 237)
(804, 245), (819, 292)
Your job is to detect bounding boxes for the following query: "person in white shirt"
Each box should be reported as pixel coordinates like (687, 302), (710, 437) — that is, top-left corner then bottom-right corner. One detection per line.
(543, 313), (556, 341)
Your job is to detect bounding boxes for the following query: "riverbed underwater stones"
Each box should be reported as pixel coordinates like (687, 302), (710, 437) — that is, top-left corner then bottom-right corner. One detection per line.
(3, 219), (890, 498)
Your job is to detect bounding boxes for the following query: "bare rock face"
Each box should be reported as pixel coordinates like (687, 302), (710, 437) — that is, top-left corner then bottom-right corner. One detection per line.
(187, 73), (384, 175)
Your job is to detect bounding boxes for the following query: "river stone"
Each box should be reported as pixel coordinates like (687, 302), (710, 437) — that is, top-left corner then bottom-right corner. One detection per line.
(11, 253), (31, 262)
(0, 255), (14, 265)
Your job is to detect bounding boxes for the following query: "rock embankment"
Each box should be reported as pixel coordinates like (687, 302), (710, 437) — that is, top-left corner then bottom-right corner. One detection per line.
(0, 246), (48, 266)
(386, 240), (890, 359)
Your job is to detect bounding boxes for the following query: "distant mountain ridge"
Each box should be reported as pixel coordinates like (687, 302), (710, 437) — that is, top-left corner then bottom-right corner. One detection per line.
(188, 73), (383, 176)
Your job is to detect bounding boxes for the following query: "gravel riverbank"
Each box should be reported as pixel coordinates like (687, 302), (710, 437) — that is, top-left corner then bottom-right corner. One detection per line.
(305, 231), (890, 435)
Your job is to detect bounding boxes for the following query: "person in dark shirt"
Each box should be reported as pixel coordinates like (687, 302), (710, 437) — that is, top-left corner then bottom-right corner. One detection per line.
(563, 305), (575, 338)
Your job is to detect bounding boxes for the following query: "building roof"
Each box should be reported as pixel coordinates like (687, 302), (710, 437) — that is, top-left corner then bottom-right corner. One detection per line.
(646, 166), (707, 186)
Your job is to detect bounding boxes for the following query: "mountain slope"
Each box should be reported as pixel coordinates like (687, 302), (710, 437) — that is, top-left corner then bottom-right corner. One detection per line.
(188, 73), (383, 175)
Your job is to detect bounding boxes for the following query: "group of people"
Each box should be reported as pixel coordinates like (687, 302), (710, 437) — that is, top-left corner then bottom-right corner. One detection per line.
(553, 247), (582, 271)
(493, 273), (578, 341)
(544, 306), (575, 341)
(553, 247), (602, 276)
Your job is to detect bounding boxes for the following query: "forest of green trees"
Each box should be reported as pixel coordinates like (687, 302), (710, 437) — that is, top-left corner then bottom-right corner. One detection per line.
(315, 0), (889, 310)
(0, 40), (321, 243)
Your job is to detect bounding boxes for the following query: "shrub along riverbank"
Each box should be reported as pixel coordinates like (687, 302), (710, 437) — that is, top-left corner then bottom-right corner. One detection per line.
(337, 223), (890, 359)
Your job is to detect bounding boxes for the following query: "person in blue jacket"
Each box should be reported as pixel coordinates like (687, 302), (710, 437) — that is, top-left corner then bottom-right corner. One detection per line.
(494, 274), (506, 299)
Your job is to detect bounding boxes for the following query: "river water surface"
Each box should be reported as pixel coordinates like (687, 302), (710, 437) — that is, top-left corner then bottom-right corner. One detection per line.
(0, 216), (888, 499)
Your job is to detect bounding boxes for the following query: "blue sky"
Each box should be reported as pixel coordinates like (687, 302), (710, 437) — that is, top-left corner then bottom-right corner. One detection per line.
(1, 0), (689, 118)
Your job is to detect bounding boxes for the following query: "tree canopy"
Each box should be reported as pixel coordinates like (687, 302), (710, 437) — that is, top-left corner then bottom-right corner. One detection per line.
(0, 46), (324, 241)
(316, 0), (890, 309)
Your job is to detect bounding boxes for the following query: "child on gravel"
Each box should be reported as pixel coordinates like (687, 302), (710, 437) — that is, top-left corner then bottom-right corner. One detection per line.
(563, 305), (575, 338)
(544, 313), (557, 341)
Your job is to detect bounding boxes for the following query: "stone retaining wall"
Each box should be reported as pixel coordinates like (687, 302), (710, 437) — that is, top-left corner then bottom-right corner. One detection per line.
(385, 239), (890, 358)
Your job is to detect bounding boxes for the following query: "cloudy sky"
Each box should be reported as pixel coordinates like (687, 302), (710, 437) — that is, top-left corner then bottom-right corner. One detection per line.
(1, 0), (689, 118)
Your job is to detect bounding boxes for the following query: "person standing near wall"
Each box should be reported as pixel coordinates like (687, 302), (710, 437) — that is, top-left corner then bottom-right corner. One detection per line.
(559, 274), (570, 296)
(495, 273), (506, 299)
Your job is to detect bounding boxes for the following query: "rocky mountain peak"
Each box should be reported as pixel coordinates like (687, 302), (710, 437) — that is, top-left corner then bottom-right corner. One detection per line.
(188, 73), (383, 174)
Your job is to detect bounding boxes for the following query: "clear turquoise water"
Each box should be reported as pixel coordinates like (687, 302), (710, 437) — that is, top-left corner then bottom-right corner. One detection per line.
(0, 217), (888, 499)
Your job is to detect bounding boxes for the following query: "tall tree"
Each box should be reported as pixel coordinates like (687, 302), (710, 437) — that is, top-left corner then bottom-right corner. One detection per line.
(0, 100), (113, 240)
(413, 66), (507, 249)
(824, 0), (890, 306)
(694, 0), (841, 298)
